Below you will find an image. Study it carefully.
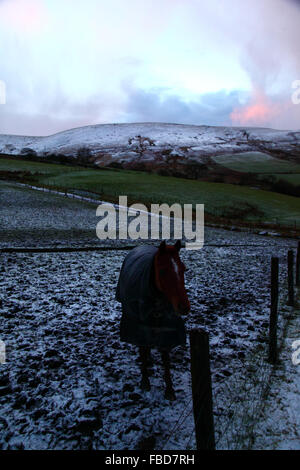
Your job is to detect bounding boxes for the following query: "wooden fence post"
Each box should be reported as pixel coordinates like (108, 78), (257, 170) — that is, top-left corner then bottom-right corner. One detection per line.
(269, 257), (279, 364)
(287, 250), (294, 307)
(189, 329), (215, 450)
(296, 242), (300, 287)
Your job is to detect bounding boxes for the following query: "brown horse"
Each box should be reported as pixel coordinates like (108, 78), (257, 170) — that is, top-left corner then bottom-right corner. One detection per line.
(116, 240), (190, 400)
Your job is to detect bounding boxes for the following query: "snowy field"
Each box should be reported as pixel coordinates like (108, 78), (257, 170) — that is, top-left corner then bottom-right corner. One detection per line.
(252, 311), (300, 450)
(0, 181), (101, 249)
(0, 182), (298, 450)
(0, 123), (299, 162)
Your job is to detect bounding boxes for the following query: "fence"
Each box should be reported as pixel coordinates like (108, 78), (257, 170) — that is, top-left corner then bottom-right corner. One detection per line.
(160, 242), (299, 450)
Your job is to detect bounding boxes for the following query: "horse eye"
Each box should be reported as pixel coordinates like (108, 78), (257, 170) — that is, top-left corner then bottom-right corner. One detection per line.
(159, 269), (166, 277)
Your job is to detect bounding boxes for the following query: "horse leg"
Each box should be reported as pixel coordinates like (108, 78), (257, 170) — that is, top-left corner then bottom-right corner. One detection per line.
(161, 350), (176, 400)
(139, 346), (151, 391)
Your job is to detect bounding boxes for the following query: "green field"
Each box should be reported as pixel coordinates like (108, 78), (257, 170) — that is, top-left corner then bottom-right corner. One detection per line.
(0, 157), (82, 174)
(1, 156), (300, 226)
(269, 173), (300, 184)
(258, 172), (300, 186)
(213, 152), (300, 176)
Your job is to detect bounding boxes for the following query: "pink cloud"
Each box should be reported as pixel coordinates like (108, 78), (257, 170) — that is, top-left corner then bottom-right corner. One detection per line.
(230, 88), (284, 126)
(0, 0), (48, 34)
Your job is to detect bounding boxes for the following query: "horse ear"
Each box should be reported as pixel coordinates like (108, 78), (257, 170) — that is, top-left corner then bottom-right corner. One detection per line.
(159, 240), (166, 252)
(174, 240), (182, 251)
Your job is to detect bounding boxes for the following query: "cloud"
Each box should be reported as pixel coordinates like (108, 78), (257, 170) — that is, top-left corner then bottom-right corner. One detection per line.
(230, 85), (300, 130)
(0, 82), (243, 135)
(123, 85), (241, 127)
(0, 91), (125, 136)
(230, 87), (283, 126)
(221, 0), (300, 128)
(0, 0), (48, 34)
(186, 0), (300, 129)
(1, 0), (300, 134)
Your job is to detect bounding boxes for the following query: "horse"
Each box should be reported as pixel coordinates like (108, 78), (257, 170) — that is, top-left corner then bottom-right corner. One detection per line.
(116, 240), (190, 400)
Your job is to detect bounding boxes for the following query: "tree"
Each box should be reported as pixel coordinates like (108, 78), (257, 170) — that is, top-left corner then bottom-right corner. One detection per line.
(20, 147), (37, 159)
(76, 147), (92, 164)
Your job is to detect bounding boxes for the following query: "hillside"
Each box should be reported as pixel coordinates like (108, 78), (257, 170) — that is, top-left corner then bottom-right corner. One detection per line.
(0, 123), (300, 178)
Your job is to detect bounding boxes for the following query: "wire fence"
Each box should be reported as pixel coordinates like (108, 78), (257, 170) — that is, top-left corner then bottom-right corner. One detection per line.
(160, 248), (298, 450)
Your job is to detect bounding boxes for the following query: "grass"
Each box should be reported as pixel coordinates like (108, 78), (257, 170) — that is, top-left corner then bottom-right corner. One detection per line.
(213, 152), (300, 177)
(0, 157), (83, 174)
(1, 156), (300, 227)
(260, 173), (300, 185)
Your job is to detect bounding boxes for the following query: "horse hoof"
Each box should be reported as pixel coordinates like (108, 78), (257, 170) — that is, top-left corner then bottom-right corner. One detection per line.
(165, 389), (176, 401)
(141, 378), (151, 391)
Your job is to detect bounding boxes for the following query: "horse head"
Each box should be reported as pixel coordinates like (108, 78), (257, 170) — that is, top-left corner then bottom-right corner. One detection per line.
(154, 240), (190, 316)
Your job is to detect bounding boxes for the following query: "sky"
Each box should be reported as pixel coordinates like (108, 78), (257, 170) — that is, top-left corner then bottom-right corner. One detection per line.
(0, 0), (299, 136)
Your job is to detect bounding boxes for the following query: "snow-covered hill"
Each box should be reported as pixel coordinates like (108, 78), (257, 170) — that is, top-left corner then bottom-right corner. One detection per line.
(0, 123), (299, 173)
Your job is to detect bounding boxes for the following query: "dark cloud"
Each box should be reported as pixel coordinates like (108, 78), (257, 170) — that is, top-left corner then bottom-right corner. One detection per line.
(0, 83), (244, 135)
(123, 86), (242, 126)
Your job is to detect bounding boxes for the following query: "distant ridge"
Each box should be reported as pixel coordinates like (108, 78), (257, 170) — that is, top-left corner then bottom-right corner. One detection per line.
(0, 123), (299, 175)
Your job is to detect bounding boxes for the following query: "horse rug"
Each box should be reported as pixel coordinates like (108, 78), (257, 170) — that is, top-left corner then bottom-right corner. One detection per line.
(116, 245), (186, 349)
